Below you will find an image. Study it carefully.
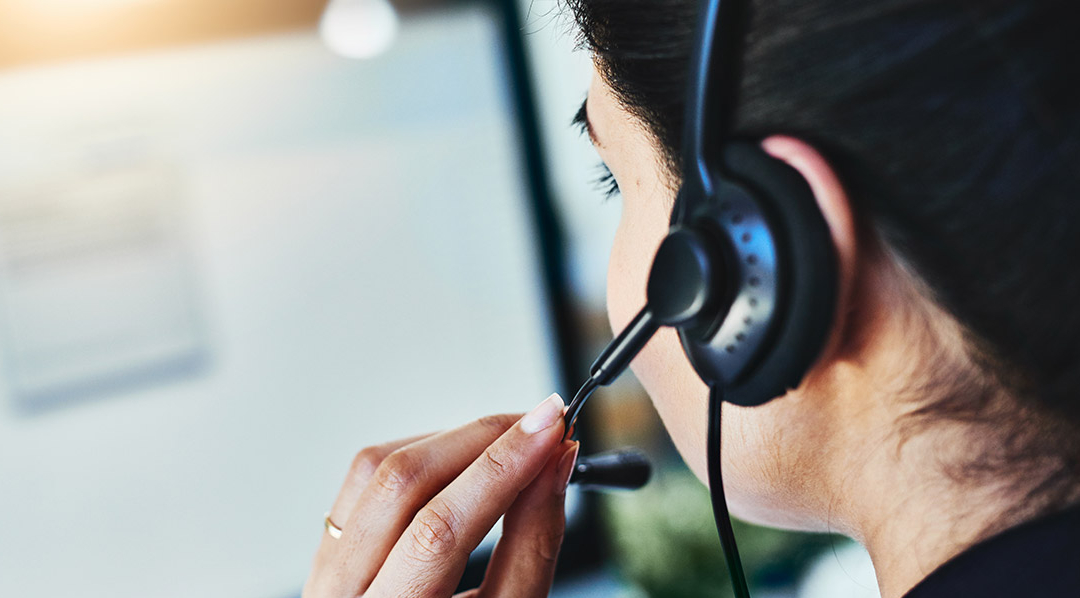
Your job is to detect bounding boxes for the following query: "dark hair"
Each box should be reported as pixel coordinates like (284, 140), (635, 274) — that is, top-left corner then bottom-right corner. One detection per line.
(567, 0), (1080, 508)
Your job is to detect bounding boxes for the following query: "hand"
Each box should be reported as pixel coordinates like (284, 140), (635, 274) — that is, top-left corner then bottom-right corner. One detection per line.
(303, 394), (578, 598)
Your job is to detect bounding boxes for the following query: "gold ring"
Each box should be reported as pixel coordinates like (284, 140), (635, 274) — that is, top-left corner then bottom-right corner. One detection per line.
(324, 512), (343, 540)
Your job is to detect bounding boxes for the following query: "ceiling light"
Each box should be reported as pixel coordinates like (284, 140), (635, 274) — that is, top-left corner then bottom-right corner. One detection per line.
(318, 0), (399, 60)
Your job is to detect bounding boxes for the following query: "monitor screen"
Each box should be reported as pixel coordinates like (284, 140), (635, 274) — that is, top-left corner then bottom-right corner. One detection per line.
(0, 6), (566, 597)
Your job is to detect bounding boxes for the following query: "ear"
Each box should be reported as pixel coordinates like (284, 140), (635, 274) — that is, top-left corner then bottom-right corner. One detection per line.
(760, 135), (859, 361)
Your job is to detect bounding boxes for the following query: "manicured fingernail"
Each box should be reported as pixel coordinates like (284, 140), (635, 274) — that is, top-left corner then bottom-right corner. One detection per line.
(520, 394), (565, 434)
(557, 442), (580, 493)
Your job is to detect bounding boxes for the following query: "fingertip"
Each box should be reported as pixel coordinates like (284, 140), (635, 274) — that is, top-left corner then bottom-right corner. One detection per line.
(520, 394), (566, 434)
(510, 440), (575, 506)
(556, 441), (580, 496)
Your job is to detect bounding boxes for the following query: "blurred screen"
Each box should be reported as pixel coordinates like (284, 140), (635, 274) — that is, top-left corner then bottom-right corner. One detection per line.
(0, 6), (563, 597)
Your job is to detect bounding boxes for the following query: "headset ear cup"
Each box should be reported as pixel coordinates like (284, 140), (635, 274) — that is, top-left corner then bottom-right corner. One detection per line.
(698, 141), (838, 407)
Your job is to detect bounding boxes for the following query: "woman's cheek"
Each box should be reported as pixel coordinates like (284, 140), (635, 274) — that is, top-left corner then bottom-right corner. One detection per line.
(633, 328), (711, 483)
(605, 204), (711, 483)
(605, 215), (644, 337)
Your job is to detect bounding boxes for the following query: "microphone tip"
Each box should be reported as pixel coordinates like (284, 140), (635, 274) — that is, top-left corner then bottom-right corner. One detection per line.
(569, 447), (652, 492)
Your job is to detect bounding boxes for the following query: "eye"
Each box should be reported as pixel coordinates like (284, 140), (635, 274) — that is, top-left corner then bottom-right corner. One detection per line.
(594, 162), (621, 200)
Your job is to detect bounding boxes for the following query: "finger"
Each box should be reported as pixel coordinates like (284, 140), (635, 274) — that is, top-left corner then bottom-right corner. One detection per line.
(331, 432), (436, 528)
(366, 394), (567, 598)
(306, 432), (435, 597)
(320, 412), (524, 597)
(476, 440), (579, 598)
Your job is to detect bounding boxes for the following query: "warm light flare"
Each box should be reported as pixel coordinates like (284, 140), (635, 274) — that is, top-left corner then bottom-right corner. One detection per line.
(26, 0), (162, 15)
(0, 0), (327, 70)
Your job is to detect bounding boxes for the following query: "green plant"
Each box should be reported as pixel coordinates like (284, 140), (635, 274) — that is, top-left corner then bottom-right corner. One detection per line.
(601, 465), (840, 598)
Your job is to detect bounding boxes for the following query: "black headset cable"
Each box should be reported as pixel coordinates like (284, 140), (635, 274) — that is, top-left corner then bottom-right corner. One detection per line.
(709, 385), (751, 598)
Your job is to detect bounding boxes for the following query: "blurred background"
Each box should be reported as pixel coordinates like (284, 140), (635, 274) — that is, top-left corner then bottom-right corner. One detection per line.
(0, 0), (880, 596)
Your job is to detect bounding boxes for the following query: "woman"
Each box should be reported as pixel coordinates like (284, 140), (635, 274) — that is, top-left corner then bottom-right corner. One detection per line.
(303, 1), (1080, 597)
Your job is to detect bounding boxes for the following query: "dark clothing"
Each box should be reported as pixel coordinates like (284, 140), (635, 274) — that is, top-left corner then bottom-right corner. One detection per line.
(903, 502), (1080, 597)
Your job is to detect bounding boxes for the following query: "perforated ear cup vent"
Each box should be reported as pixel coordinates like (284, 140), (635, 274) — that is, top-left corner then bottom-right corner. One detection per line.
(677, 141), (838, 407)
(677, 174), (782, 382)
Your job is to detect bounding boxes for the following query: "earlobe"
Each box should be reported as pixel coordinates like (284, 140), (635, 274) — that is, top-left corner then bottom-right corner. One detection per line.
(760, 135), (859, 361)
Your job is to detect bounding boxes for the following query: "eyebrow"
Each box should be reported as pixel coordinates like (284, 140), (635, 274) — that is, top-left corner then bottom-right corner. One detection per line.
(572, 98), (602, 148)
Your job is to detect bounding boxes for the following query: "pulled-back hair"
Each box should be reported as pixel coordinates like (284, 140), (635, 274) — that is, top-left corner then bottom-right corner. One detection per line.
(566, 0), (1080, 508)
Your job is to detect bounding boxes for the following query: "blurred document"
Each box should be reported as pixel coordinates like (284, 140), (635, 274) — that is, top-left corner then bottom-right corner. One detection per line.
(0, 137), (203, 408)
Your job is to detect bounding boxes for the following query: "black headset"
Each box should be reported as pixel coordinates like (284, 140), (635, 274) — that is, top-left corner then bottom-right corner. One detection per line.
(562, 0), (838, 595)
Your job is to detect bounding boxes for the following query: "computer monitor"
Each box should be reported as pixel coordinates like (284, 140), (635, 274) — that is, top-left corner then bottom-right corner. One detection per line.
(0, 4), (580, 596)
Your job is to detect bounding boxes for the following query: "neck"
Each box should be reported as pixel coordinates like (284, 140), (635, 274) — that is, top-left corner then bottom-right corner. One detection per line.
(815, 274), (1027, 598)
(841, 427), (1014, 598)
(819, 345), (1061, 598)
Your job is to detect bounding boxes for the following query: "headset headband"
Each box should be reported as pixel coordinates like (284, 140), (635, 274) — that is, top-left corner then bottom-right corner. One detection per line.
(677, 0), (747, 222)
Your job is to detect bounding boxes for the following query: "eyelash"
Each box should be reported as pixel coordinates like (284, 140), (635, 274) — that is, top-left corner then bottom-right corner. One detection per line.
(572, 109), (620, 201)
(595, 162), (621, 200)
